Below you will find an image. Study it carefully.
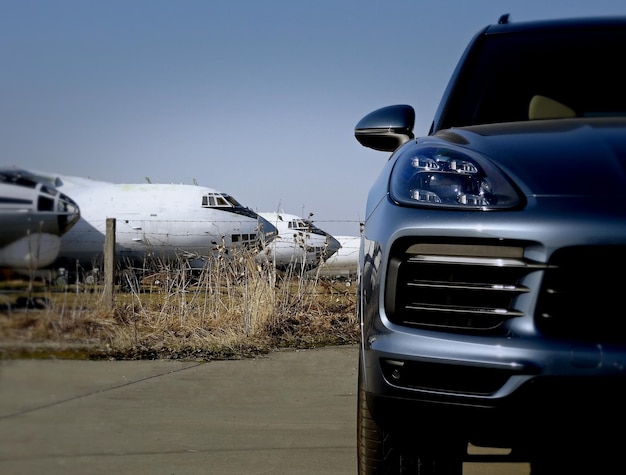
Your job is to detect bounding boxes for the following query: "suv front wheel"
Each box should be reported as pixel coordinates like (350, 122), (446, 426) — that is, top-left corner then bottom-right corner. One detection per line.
(357, 351), (465, 474)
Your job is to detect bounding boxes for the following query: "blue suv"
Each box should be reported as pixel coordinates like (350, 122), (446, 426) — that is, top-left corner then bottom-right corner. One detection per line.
(355, 15), (626, 474)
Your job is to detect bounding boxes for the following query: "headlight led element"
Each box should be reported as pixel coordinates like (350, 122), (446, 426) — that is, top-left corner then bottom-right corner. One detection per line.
(390, 145), (521, 209)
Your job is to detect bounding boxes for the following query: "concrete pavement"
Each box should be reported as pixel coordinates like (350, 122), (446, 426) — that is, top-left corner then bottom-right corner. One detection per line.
(0, 346), (358, 474)
(0, 345), (530, 474)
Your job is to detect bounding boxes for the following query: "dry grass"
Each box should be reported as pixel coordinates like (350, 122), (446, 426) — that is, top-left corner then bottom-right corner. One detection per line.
(0, 249), (359, 360)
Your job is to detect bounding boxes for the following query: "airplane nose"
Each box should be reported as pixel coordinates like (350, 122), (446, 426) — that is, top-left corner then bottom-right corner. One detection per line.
(324, 234), (342, 261)
(257, 215), (278, 243)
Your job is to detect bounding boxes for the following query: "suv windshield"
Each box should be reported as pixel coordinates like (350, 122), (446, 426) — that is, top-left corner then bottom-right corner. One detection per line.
(441, 24), (626, 128)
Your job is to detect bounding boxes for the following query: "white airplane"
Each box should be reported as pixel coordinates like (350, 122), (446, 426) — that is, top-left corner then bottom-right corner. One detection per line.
(0, 167), (80, 272)
(256, 211), (341, 271)
(314, 235), (360, 279)
(26, 172), (278, 282)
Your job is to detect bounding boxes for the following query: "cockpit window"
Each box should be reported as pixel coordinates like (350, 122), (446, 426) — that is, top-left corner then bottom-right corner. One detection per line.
(202, 193), (242, 208)
(0, 170), (38, 189)
(288, 219), (308, 230)
(223, 194), (242, 207)
(286, 218), (326, 235)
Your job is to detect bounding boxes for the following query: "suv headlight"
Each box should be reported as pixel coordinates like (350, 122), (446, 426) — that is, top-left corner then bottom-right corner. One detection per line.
(389, 145), (522, 210)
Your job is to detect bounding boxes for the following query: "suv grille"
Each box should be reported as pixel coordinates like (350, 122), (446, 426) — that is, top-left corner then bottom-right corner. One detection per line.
(386, 239), (545, 333)
(536, 246), (626, 342)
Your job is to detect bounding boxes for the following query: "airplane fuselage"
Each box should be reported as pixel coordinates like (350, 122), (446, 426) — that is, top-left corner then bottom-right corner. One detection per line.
(37, 174), (277, 273)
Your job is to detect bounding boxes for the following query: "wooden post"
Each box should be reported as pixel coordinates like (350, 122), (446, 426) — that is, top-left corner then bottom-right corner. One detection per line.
(104, 218), (116, 310)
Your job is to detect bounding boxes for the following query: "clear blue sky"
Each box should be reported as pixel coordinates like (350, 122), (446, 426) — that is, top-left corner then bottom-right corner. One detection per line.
(2, 0), (625, 236)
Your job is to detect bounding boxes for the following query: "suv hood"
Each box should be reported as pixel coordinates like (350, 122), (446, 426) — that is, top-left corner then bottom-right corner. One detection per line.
(431, 117), (626, 196)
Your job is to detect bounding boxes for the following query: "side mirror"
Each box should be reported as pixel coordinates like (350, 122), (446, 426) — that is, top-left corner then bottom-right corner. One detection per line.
(354, 104), (415, 152)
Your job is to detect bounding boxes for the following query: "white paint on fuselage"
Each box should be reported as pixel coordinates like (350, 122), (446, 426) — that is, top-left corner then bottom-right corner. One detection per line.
(31, 173), (277, 271)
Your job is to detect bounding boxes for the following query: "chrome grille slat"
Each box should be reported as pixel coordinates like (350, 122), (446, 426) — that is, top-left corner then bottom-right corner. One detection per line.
(408, 280), (529, 293)
(407, 255), (545, 268)
(406, 303), (524, 317)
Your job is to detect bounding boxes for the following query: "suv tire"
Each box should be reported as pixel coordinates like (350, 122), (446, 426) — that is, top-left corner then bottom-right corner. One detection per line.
(357, 351), (464, 475)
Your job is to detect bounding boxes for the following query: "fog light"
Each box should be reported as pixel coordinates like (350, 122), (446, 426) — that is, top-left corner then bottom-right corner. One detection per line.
(383, 359), (405, 381)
